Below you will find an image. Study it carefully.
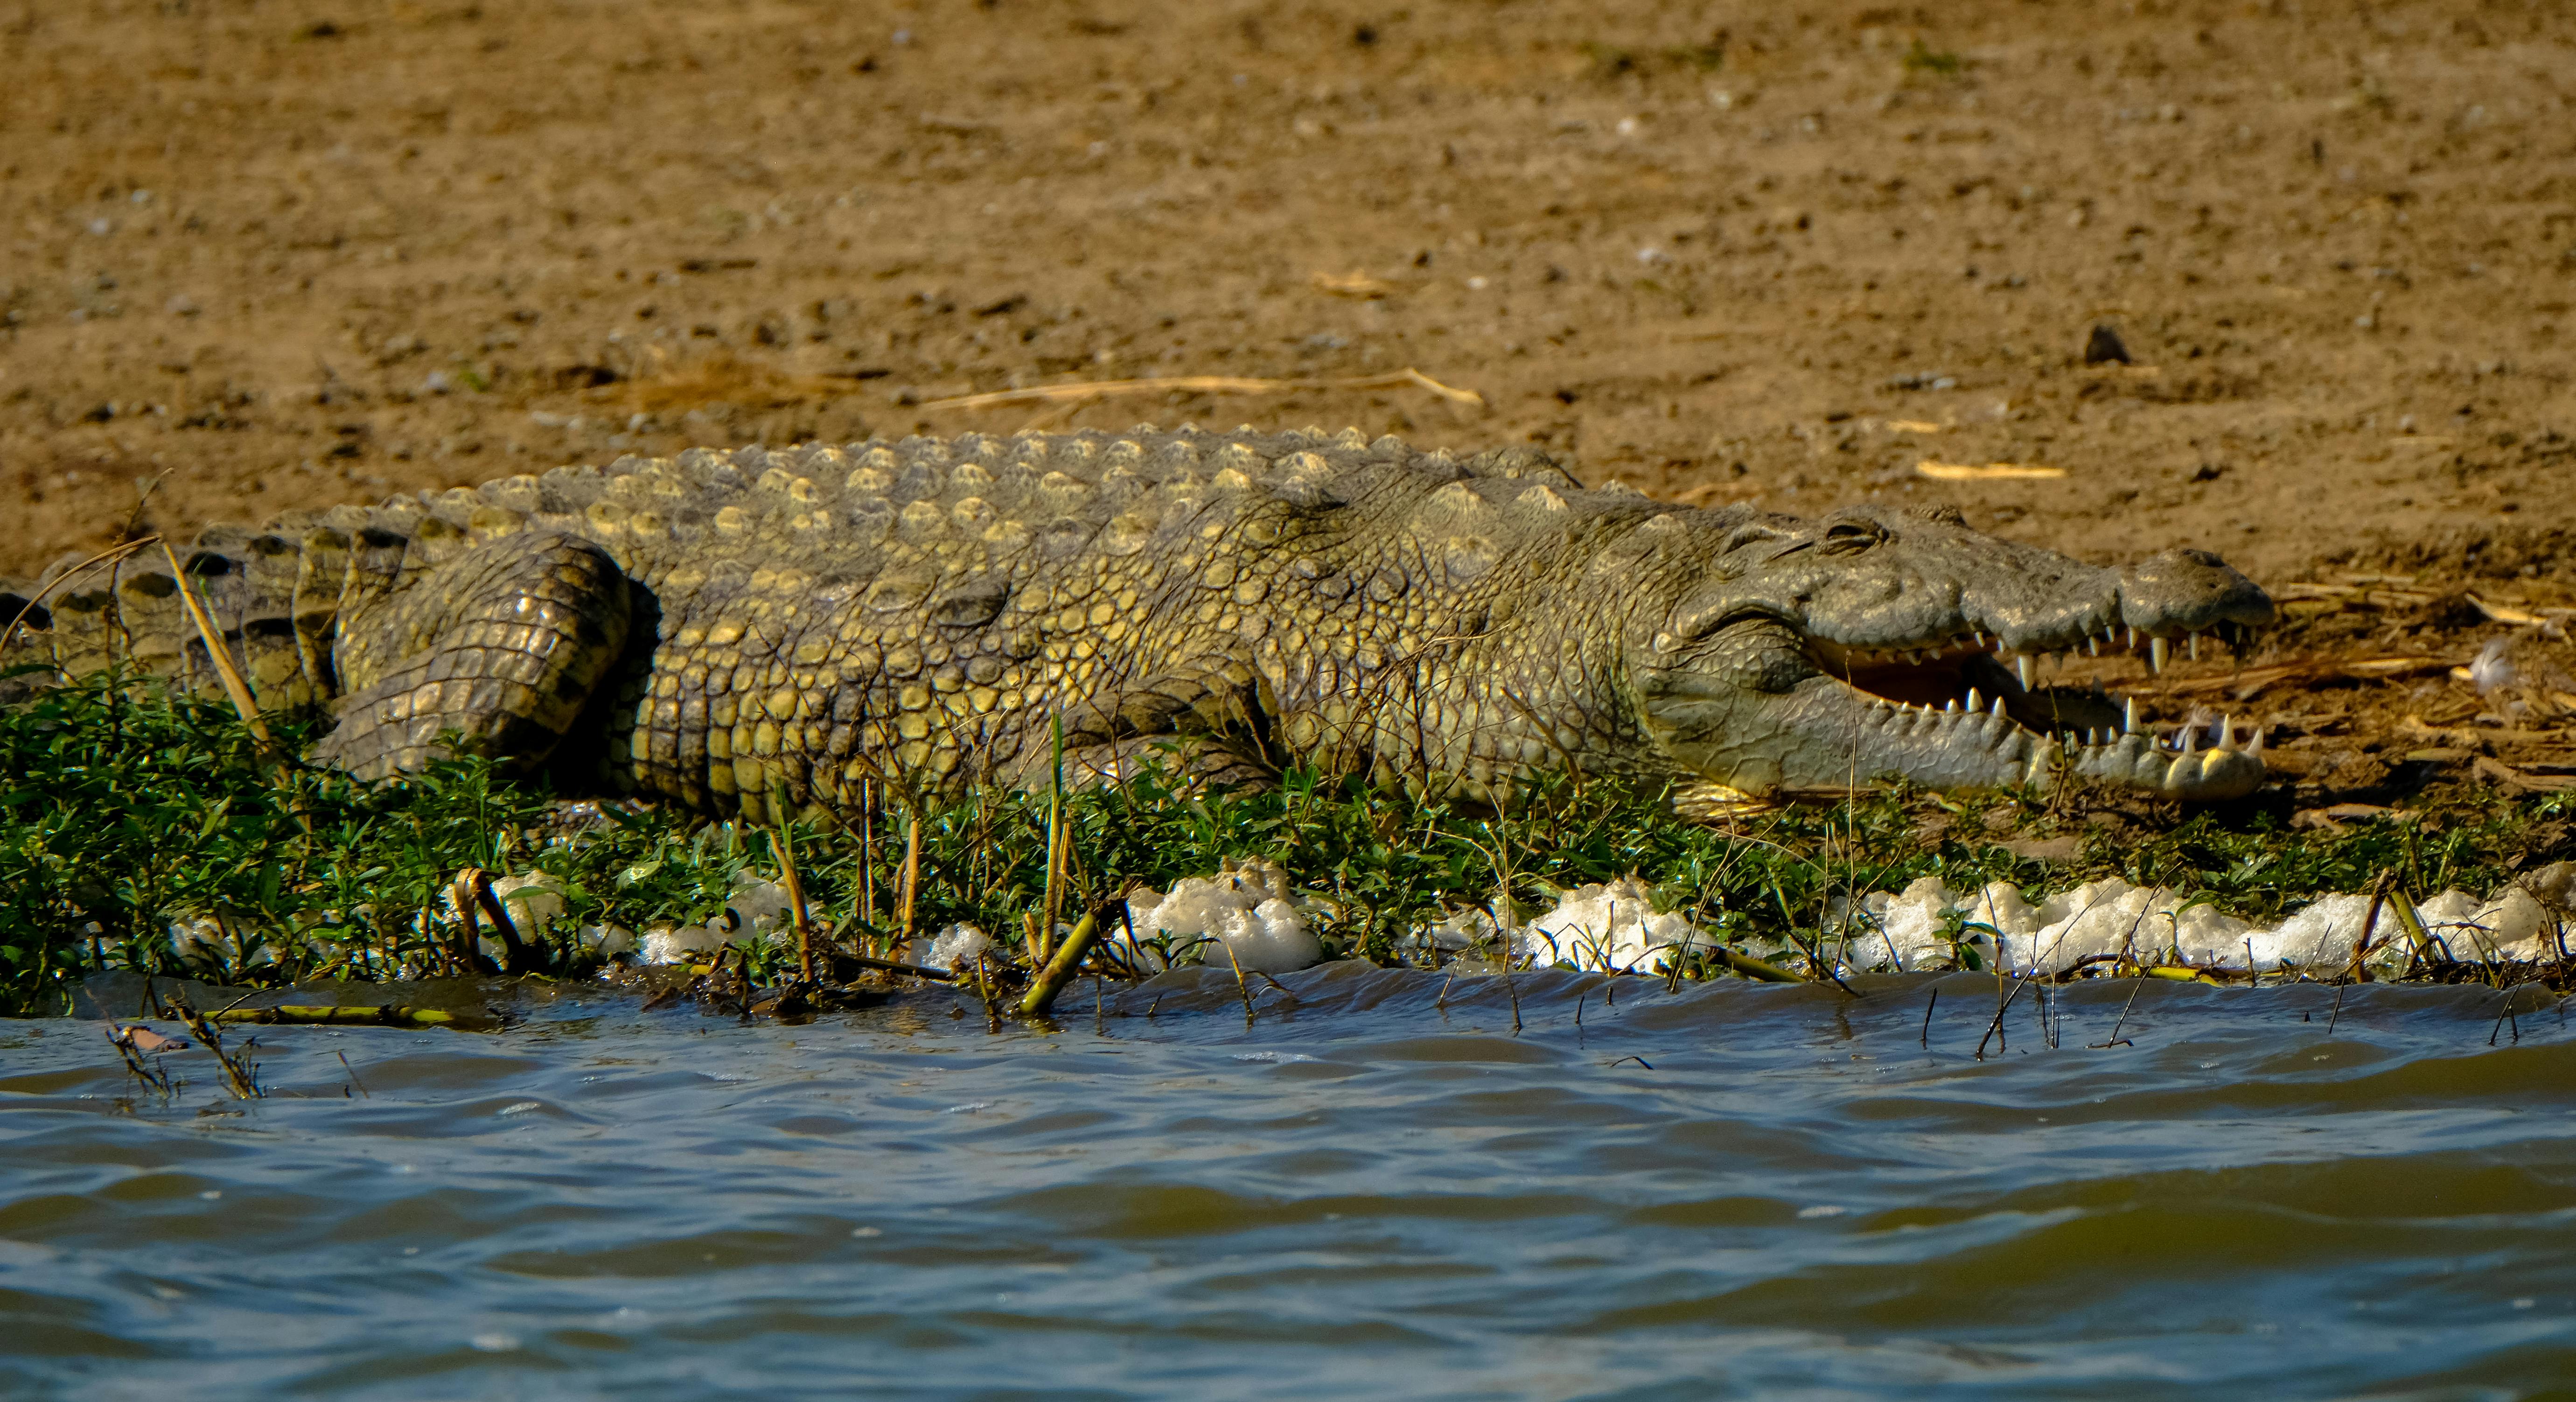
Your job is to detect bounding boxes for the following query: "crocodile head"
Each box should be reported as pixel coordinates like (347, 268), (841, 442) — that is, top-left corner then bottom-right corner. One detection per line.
(1626, 502), (2276, 801)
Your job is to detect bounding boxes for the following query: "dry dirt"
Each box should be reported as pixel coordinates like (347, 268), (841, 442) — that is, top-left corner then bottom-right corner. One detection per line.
(3, 0), (2573, 804)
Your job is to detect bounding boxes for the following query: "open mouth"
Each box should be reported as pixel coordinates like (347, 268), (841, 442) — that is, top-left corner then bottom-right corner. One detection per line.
(1805, 624), (2266, 764)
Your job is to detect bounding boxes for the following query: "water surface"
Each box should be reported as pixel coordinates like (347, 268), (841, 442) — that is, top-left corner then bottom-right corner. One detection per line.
(5, 967), (2573, 1399)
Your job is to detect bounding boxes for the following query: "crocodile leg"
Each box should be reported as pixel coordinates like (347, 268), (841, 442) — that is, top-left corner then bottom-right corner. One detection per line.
(314, 530), (631, 779)
(1049, 736), (1276, 793)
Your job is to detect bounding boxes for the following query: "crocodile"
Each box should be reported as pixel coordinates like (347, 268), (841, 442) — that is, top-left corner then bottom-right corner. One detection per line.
(0, 426), (2274, 816)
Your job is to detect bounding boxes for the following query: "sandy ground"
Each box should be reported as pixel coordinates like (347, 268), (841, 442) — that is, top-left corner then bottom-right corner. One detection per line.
(3, 0), (2573, 802)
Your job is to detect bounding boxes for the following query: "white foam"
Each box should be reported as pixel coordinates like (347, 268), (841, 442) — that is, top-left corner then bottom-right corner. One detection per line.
(486, 872), (566, 937)
(635, 873), (804, 965)
(1514, 878), (1711, 973)
(1120, 858), (1322, 974)
(924, 922), (996, 971)
(1813, 862), (2576, 976)
(639, 922), (724, 966)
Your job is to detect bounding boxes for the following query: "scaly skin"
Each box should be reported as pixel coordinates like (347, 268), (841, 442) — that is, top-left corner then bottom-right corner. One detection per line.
(0, 427), (2276, 819)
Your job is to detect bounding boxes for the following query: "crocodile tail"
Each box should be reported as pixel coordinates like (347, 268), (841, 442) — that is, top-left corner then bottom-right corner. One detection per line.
(0, 577), (49, 637)
(185, 519), (329, 710)
(14, 533), (298, 706)
(0, 575), (56, 701)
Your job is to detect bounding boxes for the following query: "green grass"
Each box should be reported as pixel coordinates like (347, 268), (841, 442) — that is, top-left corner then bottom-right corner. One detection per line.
(4, 668), (2569, 1016)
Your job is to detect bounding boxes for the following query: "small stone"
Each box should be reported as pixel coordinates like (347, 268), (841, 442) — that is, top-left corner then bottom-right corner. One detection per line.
(2081, 324), (2131, 365)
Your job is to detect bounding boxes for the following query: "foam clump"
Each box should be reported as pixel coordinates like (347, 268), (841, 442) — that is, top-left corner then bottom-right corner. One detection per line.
(165, 914), (263, 974)
(638, 874), (799, 965)
(482, 872), (570, 963)
(487, 872), (567, 935)
(1846, 877), (2041, 972)
(923, 922), (996, 971)
(1833, 864), (2576, 976)
(1514, 878), (1711, 973)
(2436, 861), (2576, 962)
(1120, 858), (1321, 974)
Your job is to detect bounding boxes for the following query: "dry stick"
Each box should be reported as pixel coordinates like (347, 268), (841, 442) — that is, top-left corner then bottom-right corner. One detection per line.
(160, 542), (273, 751)
(104, 1023), (176, 1094)
(2325, 981), (2348, 1037)
(165, 988), (261, 1099)
(336, 1050), (370, 1098)
(972, 952), (1001, 1030)
(2343, 871), (2397, 981)
(452, 868), (534, 974)
(1716, 949), (1803, 984)
(2090, 978), (2145, 1049)
(1038, 714), (1068, 966)
(1767, 884), (1858, 997)
(2490, 987), (2521, 1047)
(771, 818), (815, 984)
(831, 950), (957, 982)
(915, 367), (1486, 413)
(1921, 987), (1939, 1048)
(1973, 972), (2040, 1060)
(898, 806), (923, 951)
(1020, 911), (1103, 1017)
(1220, 936), (1258, 1025)
(859, 779), (878, 948)
(2387, 891), (2435, 971)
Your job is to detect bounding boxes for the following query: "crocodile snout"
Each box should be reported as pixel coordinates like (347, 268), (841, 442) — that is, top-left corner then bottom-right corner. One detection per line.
(2116, 548), (2275, 637)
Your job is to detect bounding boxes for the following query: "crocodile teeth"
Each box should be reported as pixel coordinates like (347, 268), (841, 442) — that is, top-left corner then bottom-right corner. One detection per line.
(2123, 697), (2140, 734)
(2248, 725), (2266, 757)
(2216, 713), (2234, 750)
(2189, 632), (2202, 662)
(1945, 698), (1961, 713)
(2087, 635), (2101, 657)
(1991, 694), (2007, 717)
(2181, 725), (2198, 754)
(2150, 636), (2169, 673)
(2015, 655), (2033, 689)
(1965, 687), (1982, 713)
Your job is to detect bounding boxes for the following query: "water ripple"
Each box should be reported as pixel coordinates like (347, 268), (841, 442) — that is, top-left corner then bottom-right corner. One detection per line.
(5, 969), (2573, 1398)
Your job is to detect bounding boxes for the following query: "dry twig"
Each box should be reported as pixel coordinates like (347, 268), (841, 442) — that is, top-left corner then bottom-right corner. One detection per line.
(1916, 460), (2066, 481)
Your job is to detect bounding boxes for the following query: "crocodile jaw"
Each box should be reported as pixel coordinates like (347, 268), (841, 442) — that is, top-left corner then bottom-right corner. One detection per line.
(1634, 621), (2267, 801)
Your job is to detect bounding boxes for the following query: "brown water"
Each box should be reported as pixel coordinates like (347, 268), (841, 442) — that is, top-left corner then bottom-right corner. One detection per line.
(5, 966), (2574, 1400)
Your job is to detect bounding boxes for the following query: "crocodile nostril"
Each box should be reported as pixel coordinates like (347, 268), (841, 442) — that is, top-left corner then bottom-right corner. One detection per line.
(1821, 521), (1885, 554)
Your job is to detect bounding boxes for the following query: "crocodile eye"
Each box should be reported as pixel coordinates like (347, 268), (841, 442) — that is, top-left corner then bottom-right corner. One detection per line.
(1820, 520), (1885, 554)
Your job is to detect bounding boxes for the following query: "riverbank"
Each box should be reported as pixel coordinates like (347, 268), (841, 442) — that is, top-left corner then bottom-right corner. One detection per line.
(7, 671), (2569, 1020)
